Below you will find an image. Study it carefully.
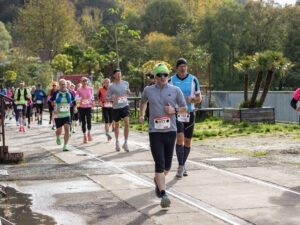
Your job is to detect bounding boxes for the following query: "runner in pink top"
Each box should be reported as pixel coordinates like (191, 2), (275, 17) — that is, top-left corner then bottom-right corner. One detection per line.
(75, 77), (95, 143)
(291, 88), (300, 114)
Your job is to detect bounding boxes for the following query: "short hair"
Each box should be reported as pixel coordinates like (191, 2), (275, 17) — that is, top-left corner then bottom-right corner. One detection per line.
(113, 69), (121, 75)
(59, 79), (66, 84)
(103, 78), (110, 83)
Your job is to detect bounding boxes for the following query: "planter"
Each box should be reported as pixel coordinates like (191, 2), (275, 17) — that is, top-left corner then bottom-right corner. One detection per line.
(224, 107), (275, 123)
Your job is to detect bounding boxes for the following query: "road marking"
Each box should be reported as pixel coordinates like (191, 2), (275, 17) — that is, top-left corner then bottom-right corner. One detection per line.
(0, 170), (8, 176)
(187, 160), (300, 197)
(205, 157), (240, 161)
(67, 145), (252, 225)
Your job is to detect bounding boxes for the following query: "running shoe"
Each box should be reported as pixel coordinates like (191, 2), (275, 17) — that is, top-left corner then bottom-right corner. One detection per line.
(63, 145), (68, 151)
(22, 127), (26, 132)
(83, 136), (88, 143)
(183, 167), (188, 177)
(19, 127), (22, 132)
(116, 142), (121, 152)
(56, 136), (61, 145)
(160, 192), (171, 208)
(176, 166), (184, 178)
(107, 134), (112, 141)
(122, 142), (129, 152)
(154, 178), (162, 198)
(52, 124), (55, 130)
(88, 134), (93, 141)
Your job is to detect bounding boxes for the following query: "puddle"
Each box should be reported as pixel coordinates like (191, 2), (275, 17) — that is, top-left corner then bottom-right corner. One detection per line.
(0, 186), (56, 225)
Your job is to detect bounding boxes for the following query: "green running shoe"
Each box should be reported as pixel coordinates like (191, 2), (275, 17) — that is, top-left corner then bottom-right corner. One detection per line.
(63, 145), (68, 151)
(160, 193), (171, 208)
(56, 136), (61, 145)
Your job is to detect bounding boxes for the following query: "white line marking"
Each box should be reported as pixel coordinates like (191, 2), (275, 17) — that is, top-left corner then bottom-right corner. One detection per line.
(187, 160), (300, 197)
(67, 145), (252, 225)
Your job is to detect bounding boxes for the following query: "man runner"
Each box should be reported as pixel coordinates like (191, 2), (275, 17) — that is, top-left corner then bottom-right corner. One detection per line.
(49, 79), (76, 151)
(14, 81), (31, 132)
(169, 58), (202, 178)
(97, 78), (114, 141)
(48, 82), (58, 130)
(139, 63), (187, 208)
(76, 77), (95, 143)
(105, 69), (131, 152)
(34, 84), (47, 125)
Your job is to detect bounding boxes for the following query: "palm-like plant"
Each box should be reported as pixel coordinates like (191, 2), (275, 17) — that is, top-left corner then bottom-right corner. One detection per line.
(234, 56), (253, 106)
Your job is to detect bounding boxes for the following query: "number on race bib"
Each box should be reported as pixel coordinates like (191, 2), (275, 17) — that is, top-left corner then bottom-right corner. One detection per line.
(154, 116), (171, 129)
(59, 105), (70, 112)
(177, 113), (190, 123)
(17, 105), (23, 110)
(104, 102), (113, 108)
(81, 99), (90, 105)
(37, 100), (42, 104)
(118, 96), (127, 104)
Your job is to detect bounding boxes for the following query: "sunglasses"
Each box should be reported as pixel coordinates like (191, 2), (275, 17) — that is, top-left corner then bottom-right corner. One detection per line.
(156, 73), (169, 78)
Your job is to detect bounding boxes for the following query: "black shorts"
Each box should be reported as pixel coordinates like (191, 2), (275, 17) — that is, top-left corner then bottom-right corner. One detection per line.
(149, 132), (177, 173)
(36, 104), (43, 113)
(102, 108), (113, 124)
(70, 106), (74, 121)
(32, 104), (37, 109)
(17, 104), (27, 116)
(176, 111), (195, 139)
(55, 117), (70, 128)
(73, 112), (79, 121)
(112, 106), (129, 122)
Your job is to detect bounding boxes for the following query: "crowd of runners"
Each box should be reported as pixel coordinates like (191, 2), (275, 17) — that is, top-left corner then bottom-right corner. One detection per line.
(0, 58), (205, 208)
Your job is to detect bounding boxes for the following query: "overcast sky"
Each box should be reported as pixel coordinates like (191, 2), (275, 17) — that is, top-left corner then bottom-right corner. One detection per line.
(275, 0), (296, 5)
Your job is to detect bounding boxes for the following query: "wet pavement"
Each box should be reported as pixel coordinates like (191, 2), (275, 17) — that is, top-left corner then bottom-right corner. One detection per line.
(0, 113), (300, 225)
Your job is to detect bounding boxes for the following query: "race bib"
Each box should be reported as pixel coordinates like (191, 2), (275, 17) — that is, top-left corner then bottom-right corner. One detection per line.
(177, 113), (190, 123)
(81, 99), (90, 105)
(59, 105), (70, 112)
(154, 116), (171, 130)
(17, 105), (23, 110)
(118, 96), (127, 104)
(37, 100), (42, 104)
(5, 101), (10, 105)
(104, 102), (113, 108)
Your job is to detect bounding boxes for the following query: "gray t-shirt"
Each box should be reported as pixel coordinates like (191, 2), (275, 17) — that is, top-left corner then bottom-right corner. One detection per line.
(141, 84), (186, 133)
(105, 80), (129, 109)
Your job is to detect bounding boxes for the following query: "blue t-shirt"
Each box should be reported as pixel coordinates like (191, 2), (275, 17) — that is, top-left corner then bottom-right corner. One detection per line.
(0, 89), (6, 95)
(169, 74), (200, 112)
(34, 89), (47, 104)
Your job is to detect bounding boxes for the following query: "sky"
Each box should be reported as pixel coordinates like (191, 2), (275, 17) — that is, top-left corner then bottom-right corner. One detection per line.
(275, 0), (296, 5)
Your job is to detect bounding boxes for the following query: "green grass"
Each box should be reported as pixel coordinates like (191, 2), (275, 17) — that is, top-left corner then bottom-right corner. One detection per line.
(93, 110), (300, 141)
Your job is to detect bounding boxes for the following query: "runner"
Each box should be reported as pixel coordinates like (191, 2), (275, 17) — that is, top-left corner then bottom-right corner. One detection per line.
(13, 81), (31, 132)
(76, 77), (95, 143)
(97, 78), (113, 141)
(139, 63), (187, 208)
(31, 86), (37, 122)
(105, 69), (131, 152)
(48, 81), (58, 130)
(145, 74), (156, 123)
(67, 80), (76, 134)
(169, 58), (202, 178)
(34, 84), (47, 125)
(5, 87), (13, 120)
(76, 83), (82, 126)
(70, 83), (78, 133)
(49, 79), (76, 151)
(26, 96), (32, 128)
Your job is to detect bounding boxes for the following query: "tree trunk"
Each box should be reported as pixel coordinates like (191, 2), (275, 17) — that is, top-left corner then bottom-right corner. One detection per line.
(244, 72), (248, 105)
(259, 70), (274, 106)
(115, 28), (120, 69)
(249, 70), (263, 108)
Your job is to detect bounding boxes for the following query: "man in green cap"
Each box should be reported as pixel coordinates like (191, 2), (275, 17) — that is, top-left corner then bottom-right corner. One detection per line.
(139, 63), (187, 208)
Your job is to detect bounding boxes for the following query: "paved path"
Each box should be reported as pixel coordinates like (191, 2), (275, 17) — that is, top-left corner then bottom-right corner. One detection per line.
(0, 113), (300, 225)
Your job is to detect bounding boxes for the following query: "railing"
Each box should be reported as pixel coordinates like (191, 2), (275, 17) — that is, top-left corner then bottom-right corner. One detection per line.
(0, 94), (14, 160)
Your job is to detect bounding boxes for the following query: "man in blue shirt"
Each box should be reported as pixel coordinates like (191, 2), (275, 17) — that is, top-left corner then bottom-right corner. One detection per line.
(169, 58), (202, 178)
(34, 84), (47, 125)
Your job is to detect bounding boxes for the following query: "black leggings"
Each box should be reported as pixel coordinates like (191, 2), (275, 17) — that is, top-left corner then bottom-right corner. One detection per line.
(149, 132), (176, 173)
(48, 102), (54, 121)
(78, 107), (92, 133)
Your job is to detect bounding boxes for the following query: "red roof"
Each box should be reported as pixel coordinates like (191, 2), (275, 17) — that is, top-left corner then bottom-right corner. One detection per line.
(59, 74), (90, 84)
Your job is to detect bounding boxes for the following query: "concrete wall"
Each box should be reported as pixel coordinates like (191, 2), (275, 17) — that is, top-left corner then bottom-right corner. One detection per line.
(211, 91), (298, 123)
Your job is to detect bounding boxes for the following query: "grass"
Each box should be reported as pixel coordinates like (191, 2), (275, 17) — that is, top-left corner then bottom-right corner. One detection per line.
(92, 110), (300, 141)
(217, 148), (269, 157)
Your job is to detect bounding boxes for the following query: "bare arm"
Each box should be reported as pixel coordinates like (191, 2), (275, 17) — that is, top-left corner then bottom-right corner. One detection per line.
(191, 93), (202, 104)
(139, 102), (148, 123)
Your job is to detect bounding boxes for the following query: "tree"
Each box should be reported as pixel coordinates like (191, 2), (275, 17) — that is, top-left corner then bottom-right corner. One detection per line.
(51, 54), (73, 74)
(14, 0), (83, 58)
(61, 44), (84, 72)
(296, 0), (300, 6)
(4, 70), (17, 83)
(142, 0), (190, 36)
(142, 60), (172, 75)
(0, 21), (12, 61)
(80, 47), (100, 76)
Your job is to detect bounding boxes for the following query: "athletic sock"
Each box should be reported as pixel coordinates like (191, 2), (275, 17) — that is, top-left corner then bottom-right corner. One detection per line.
(83, 132), (87, 137)
(176, 144), (184, 166)
(183, 146), (191, 166)
(160, 190), (166, 196)
(88, 130), (91, 135)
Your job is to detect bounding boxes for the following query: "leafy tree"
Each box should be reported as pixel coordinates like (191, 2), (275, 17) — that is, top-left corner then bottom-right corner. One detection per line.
(51, 54), (73, 74)
(0, 21), (12, 61)
(61, 44), (84, 72)
(4, 70), (17, 83)
(142, 0), (190, 36)
(80, 47), (100, 76)
(142, 60), (172, 75)
(14, 0), (83, 57)
(0, 0), (24, 23)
